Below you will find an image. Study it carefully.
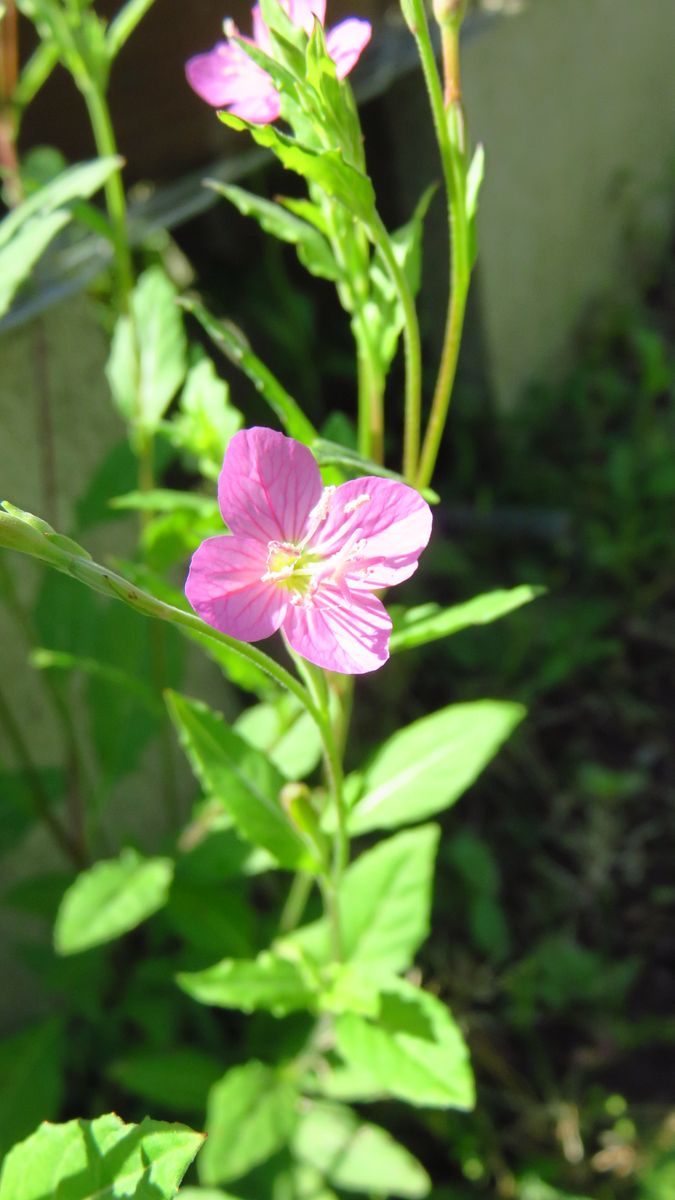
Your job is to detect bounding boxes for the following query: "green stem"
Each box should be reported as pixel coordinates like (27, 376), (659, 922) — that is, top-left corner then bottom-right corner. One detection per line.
(0, 559), (97, 840)
(319, 876), (344, 962)
(80, 82), (134, 310)
(279, 870), (314, 934)
(282, 639), (348, 957)
(0, 681), (82, 865)
(0, 524), (321, 724)
(355, 324), (385, 464)
(404, 0), (472, 490)
(366, 213), (423, 482)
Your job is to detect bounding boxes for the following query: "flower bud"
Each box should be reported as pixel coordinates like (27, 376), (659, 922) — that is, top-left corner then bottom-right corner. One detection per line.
(281, 783), (329, 865)
(432, 0), (467, 29)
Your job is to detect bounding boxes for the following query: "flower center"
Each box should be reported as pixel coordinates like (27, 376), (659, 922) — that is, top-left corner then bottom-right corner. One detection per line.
(261, 489), (373, 602)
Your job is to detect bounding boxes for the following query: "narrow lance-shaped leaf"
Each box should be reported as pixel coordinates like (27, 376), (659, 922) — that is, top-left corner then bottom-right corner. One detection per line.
(181, 297), (317, 445)
(209, 181), (341, 282)
(390, 584), (545, 652)
(0, 501), (313, 706)
(218, 113), (376, 224)
(0, 155), (121, 248)
(312, 438), (439, 503)
(0, 156), (121, 319)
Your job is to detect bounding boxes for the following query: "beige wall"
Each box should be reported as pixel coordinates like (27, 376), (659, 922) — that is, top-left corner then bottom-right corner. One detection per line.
(381, 0), (675, 407)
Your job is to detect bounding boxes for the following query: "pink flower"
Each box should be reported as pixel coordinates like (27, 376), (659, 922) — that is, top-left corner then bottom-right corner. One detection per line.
(185, 0), (372, 124)
(185, 427), (432, 674)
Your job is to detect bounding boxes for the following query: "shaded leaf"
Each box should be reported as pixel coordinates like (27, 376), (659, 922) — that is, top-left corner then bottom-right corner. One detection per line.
(292, 1101), (431, 1197)
(108, 1047), (223, 1115)
(200, 1062), (297, 1184)
(166, 692), (314, 870)
(0, 1019), (64, 1162)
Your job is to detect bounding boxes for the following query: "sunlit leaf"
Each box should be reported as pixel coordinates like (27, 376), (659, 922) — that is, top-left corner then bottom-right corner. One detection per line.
(335, 976), (474, 1109)
(0, 1113), (203, 1199)
(54, 849), (174, 954)
(348, 701), (526, 833)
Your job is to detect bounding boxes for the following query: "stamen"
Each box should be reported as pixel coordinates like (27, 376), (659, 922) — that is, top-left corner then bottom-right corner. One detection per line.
(343, 493), (371, 515)
(302, 487), (335, 547)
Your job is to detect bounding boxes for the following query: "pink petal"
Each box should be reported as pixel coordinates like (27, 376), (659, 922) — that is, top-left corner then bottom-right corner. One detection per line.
(251, 3), (273, 52)
(186, 534), (287, 642)
(282, 585), (392, 674)
(185, 38), (280, 123)
(325, 18), (371, 79)
(309, 476), (433, 589)
(219, 427), (323, 545)
(289, 0), (327, 35)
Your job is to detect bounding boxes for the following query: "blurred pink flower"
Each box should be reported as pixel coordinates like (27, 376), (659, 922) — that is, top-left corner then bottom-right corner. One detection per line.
(185, 427), (432, 674)
(185, 0), (372, 124)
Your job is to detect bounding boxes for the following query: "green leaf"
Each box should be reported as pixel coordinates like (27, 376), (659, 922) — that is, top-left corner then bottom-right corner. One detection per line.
(179, 1191), (240, 1200)
(0, 157), (121, 320)
(0, 1019), (64, 1162)
(0, 210), (69, 320)
(210, 182), (341, 283)
(107, 266), (187, 434)
(181, 298), (317, 445)
(335, 976), (475, 1109)
(106, 0), (156, 58)
(218, 114), (376, 224)
(311, 439), (439, 503)
(110, 488), (220, 516)
(0, 1113), (204, 1200)
(366, 186), (436, 375)
(30, 646), (161, 714)
(170, 357), (243, 481)
(166, 879), (255, 959)
(349, 701), (526, 833)
(0, 504), (301, 702)
(465, 142), (485, 267)
(390, 585), (545, 652)
(283, 826), (439, 973)
(234, 695), (323, 779)
(54, 849), (174, 954)
(178, 951), (318, 1016)
(107, 1047), (224, 1115)
(292, 1102), (431, 1197)
(166, 692), (314, 871)
(200, 1062), (298, 1185)
(0, 156), (121, 249)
